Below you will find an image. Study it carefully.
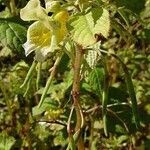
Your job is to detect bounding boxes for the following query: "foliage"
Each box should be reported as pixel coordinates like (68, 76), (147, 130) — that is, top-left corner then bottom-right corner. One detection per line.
(0, 0), (150, 149)
(0, 132), (16, 150)
(0, 18), (27, 55)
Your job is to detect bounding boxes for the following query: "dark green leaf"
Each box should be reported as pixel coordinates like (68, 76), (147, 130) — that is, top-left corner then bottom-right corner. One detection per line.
(0, 18), (27, 55)
(115, 0), (146, 14)
(88, 67), (104, 98)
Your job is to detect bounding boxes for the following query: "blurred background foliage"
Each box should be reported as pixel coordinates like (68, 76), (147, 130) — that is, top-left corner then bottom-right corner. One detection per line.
(0, 0), (150, 149)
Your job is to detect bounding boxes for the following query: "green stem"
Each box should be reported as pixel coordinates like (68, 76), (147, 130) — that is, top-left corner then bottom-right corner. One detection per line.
(89, 115), (94, 150)
(102, 57), (109, 137)
(9, 0), (17, 16)
(100, 49), (140, 129)
(122, 64), (140, 128)
(38, 54), (63, 108)
(67, 117), (84, 150)
(23, 78), (32, 97)
(36, 62), (42, 90)
(67, 106), (76, 150)
(20, 60), (37, 88)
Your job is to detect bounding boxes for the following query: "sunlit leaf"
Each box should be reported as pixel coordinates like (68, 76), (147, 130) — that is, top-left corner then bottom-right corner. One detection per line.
(85, 43), (100, 69)
(69, 8), (110, 47)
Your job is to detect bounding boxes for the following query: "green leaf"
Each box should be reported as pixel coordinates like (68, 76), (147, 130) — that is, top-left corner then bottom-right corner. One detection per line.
(115, 0), (145, 14)
(0, 19), (27, 54)
(88, 67), (104, 98)
(0, 0), (4, 4)
(109, 87), (128, 103)
(32, 97), (59, 116)
(117, 135), (128, 145)
(0, 46), (12, 57)
(117, 7), (130, 27)
(0, 132), (16, 150)
(69, 8), (110, 47)
(111, 19), (135, 43)
(85, 42), (101, 68)
(141, 0), (150, 29)
(100, 50), (140, 129)
(85, 50), (98, 68)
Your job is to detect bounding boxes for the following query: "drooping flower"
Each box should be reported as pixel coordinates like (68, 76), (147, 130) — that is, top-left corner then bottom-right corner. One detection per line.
(20, 0), (69, 62)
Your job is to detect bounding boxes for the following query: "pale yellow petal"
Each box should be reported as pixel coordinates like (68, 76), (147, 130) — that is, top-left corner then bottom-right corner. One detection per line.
(23, 21), (52, 61)
(20, 0), (48, 21)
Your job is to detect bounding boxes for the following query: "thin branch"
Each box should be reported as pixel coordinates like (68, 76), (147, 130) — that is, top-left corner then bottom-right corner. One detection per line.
(38, 53), (63, 107)
(84, 105), (100, 114)
(84, 105), (129, 133)
(107, 102), (130, 108)
(37, 120), (67, 127)
(67, 105), (75, 134)
(107, 108), (129, 133)
(67, 105), (76, 150)
(36, 62), (42, 90)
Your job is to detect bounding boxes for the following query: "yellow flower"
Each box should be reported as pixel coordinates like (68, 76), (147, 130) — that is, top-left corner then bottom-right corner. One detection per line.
(54, 10), (69, 43)
(20, 0), (69, 62)
(23, 21), (52, 61)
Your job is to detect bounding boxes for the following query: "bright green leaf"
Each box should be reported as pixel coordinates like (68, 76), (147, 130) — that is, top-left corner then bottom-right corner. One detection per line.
(69, 8), (110, 47)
